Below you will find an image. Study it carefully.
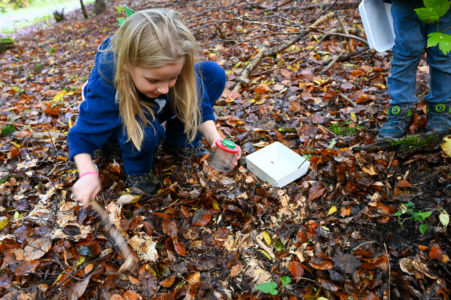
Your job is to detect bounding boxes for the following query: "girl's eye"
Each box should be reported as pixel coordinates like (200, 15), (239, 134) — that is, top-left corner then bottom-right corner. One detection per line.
(147, 79), (158, 84)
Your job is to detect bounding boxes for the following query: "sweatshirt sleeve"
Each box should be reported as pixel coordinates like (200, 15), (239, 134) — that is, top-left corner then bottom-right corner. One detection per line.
(68, 40), (122, 160)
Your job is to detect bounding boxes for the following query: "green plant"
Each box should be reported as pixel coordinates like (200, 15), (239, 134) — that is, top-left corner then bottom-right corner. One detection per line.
(1, 124), (15, 136)
(116, 5), (135, 26)
(394, 201), (433, 234)
(415, 0), (451, 55)
(255, 276), (292, 295)
(327, 121), (365, 136)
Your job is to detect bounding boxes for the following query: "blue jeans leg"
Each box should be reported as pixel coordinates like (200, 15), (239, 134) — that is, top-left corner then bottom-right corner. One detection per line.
(118, 120), (165, 176)
(165, 61), (226, 147)
(388, 1), (425, 105)
(424, 8), (451, 104)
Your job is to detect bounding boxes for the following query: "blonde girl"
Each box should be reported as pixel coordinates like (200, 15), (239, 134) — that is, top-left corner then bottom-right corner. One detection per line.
(68, 8), (237, 207)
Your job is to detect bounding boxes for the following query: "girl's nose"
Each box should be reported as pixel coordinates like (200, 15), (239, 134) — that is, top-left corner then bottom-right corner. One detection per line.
(157, 82), (169, 94)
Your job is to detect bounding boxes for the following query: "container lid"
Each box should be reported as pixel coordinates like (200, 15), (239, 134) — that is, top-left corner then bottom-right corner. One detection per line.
(215, 138), (240, 153)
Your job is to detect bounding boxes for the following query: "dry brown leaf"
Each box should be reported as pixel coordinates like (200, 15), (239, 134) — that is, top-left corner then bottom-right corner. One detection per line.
(24, 238), (52, 261)
(230, 264), (243, 277)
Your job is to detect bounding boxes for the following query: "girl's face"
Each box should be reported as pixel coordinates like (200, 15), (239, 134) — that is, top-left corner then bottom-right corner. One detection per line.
(127, 62), (184, 98)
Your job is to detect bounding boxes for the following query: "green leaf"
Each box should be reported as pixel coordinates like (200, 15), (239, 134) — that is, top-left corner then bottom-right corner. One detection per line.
(117, 17), (125, 26)
(439, 210), (449, 227)
(1, 124), (15, 136)
(419, 223), (428, 234)
(281, 276), (291, 286)
(274, 237), (285, 252)
(414, 7), (440, 23)
(417, 211), (432, 222)
(394, 210), (402, 217)
(424, 0), (451, 17)
(256, 281), (278, 295)
(427, 32), (451, 55)
(124, 5), (136, 18)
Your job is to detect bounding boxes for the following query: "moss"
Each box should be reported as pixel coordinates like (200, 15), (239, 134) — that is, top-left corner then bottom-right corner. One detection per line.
(328, 121), (365, 136)
(389, 135), (438, 152)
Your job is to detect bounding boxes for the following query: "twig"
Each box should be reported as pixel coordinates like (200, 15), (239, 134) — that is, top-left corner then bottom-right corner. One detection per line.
(90, 200), (137, 272)
(230, 12), (334, 93)
(321, 51), (344, 73)
(266, 12), (334, 56)
(384, 243), (391, 300)
(334, 12), (353, 52)
(338, 93), (357, 107)
(318, 30), (368, 45)
(352, 240), (376, 251)
(251, 232), (275, 260)
(231, 43), (269, 93)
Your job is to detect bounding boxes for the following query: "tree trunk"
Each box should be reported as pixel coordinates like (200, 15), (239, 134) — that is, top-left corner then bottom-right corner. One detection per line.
(80, 0), (89, 19)
(95, 0), (106, 15)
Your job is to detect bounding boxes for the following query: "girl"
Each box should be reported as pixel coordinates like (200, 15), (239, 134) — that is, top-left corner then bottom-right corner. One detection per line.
(68, 8), (239, 208)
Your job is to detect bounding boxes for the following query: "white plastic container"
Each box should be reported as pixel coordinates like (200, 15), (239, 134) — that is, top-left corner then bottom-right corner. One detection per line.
(358, 0), (395, 52)
(245, 142), (310, 188)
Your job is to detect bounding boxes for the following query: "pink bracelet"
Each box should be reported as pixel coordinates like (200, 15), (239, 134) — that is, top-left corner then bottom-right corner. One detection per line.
(79, 171), (99, 179)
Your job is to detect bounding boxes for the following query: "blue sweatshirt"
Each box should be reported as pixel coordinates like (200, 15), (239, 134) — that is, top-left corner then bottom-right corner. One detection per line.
(68, 36), (215, 161)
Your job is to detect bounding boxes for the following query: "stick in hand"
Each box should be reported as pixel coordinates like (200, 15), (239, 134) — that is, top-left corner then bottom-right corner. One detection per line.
(90, 200), (137, 272)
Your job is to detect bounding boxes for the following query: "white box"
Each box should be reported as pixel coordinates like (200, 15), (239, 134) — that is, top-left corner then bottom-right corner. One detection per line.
(358, 0), (395, 52)
(245, 142), (310, 188)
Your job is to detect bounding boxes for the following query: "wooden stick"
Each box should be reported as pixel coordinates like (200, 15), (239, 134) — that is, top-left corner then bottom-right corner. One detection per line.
(90, 200), (137, 272)
(230, 12), (335, 94)
(231, 43), (269, 93)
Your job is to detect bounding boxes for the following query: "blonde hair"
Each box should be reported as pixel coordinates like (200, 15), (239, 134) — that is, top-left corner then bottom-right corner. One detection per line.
(111, 8), (200, 150)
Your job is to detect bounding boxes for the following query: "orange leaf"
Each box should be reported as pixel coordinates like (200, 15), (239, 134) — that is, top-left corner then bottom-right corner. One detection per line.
(44, 104), (60, 116)
(172, 237), (186, 256)
(160, 275), (176, 288)
(122, 290), (140, 300)
(15, 130), (31, 138)
(397, 179), (412, 188)
(429, 244), (443, 261)
(309, 259), (333, 270)
(417, 245), (429, 251)
(254, 84), (270, 94)
(288, 260), (304, 283)
(128, 275), (140, 285)
(340, 207), (351, 217)
(84, 264), (93, 274)
(7, 147), (20, 159)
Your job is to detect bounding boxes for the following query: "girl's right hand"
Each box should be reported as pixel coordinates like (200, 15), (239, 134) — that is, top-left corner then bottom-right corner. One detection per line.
(72, 173), (101, 208)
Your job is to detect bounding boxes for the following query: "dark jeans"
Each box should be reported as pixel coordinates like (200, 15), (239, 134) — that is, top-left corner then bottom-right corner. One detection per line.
(388, 1), (451, 104)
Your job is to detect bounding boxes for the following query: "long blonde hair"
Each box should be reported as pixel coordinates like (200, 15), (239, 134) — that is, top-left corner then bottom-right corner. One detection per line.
(111, 8), (200, 150)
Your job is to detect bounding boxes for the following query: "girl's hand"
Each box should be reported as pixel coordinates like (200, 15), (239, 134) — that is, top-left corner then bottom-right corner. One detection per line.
(210, 138), (241, 168)
(72, 173), (101, 208)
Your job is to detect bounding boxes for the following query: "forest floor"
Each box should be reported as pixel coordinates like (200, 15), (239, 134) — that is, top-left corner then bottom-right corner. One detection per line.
(0, 0), (450, 299)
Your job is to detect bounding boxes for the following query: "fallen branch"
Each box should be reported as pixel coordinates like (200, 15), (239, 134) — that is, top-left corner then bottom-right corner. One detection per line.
(230, 12), (334, 93)
(321, 51), (344, 74)
(352, 132), (449, 154)
(338, 93), (357, 107)
(90, 200), (137, 272)
(231, 43), (269, 93)
(266, 12), (334, 56)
